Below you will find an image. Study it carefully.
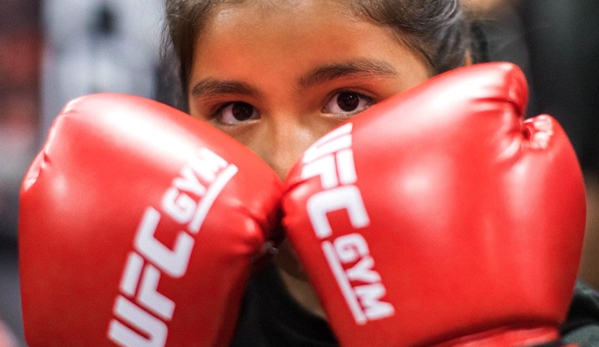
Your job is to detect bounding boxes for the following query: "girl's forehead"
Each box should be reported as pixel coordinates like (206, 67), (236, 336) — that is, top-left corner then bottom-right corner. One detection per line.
(188, 0), (429, 95)
(194, 2), (402, 65)
(206, 0), (360, 26)
(199, 0), (387, 52)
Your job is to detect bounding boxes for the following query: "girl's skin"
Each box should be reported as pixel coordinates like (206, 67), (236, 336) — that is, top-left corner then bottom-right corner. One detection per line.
(186, 0), (432, 318)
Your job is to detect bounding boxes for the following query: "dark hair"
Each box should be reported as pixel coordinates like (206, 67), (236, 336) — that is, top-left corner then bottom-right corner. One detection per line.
(160, 0), (483, 111)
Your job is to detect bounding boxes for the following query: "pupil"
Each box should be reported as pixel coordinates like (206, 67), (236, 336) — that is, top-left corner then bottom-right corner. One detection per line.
(338, 92), (359, 112)
(232, 102), (254, 121)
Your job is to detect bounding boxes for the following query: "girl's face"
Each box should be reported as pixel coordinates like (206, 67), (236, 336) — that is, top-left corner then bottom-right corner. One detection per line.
(188, 0), (430, 179)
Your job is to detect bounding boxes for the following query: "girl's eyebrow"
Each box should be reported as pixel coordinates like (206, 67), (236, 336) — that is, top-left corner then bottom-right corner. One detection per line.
(190, 58), (397, 99)
(297, 58), (398, 88)
(191, 79), (262, 99)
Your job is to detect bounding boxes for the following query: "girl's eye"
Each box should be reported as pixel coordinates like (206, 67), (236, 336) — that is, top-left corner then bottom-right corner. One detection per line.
(323, 91), (373, 116)
(215, 102), (259, 125)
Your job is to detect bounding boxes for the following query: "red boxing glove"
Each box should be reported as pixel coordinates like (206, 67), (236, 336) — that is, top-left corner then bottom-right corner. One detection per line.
(283, 63), (586, 347)
(19, 94), (282, 346)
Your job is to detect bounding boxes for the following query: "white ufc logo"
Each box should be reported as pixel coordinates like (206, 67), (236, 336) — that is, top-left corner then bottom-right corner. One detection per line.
(108, 147), (237, 347)
(301, 123), (395, 325)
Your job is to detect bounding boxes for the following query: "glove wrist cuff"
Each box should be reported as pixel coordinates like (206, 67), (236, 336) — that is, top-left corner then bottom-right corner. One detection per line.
(432, 326), (568, 347)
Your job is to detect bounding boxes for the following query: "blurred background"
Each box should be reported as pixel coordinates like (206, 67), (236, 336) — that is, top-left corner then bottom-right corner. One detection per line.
(0, 0), (597, 345)
(0, 0), (163, 345)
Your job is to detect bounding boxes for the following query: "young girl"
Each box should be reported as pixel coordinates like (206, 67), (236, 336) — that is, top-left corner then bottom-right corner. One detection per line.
(160, 0), (599, 345)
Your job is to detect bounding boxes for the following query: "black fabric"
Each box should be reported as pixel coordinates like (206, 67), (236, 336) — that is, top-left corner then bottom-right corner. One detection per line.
(230, 262), (338, 347)
(561, 282), (599, 346)
(533, 342), (569, 347)
(230, 267), (599, 347)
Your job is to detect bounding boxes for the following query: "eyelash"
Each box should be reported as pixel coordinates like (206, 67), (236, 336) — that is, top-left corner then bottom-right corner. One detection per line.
(206, 102), (249, 127)
(322, 90), (374, 117)
(207, 89), (375, 126)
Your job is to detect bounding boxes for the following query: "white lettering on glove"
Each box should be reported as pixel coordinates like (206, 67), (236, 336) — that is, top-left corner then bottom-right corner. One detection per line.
(108, 147), (237, 347)
(301, 123), (395, 325)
